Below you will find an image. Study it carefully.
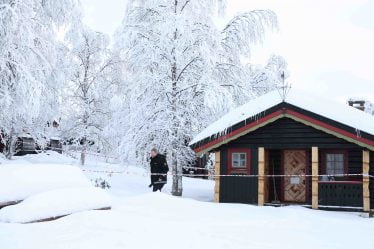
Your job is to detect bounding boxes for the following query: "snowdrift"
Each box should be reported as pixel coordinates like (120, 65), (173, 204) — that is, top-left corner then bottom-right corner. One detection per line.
(0, 187), (111, 223)
(0, 164), (91, 207)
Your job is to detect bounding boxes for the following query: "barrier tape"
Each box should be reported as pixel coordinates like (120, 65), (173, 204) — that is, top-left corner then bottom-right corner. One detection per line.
(11, 141), (374, 179)
(81, 169), (374, 178)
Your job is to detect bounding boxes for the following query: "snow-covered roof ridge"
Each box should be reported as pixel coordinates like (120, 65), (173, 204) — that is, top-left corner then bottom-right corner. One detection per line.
(190, 89), (374, 145)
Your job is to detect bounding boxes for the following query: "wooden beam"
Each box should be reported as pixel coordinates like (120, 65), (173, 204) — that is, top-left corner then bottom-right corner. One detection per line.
(363, 150), (370, 212)
(214, 151), (221, 203)
(312, 147), (319, 209)
(258, 147), (265, 206)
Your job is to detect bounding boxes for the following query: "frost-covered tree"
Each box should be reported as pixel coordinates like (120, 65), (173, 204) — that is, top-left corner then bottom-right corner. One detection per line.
(364, 101), (374, 115)
(246, 54), (289, 97)
(113, 0), (278, 196)
(61, 25), (118, 165)
(0, 0), (81, 158)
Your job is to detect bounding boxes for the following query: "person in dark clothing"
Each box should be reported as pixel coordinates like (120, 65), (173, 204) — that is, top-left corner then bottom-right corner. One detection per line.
(149, 148), (169, 192)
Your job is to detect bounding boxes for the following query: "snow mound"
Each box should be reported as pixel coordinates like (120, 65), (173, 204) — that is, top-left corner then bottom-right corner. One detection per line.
(191, 88), (374, 145)
(13, 151), (76, 165)
(0, 164), (91, 204)
(0, 187), (111, 223)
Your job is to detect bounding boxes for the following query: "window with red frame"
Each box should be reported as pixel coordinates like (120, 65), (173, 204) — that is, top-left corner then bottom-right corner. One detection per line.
(228, 148), (251, 174)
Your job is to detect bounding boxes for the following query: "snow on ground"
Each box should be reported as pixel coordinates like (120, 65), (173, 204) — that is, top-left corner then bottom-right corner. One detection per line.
(0, 152), (373, 249)
(0, 187), (111, 223)
(0, 163), (91, 204)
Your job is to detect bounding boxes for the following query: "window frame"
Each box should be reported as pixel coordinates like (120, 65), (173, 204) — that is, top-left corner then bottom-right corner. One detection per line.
(228, 148), (251, 175)
(320, 149), (348, 181)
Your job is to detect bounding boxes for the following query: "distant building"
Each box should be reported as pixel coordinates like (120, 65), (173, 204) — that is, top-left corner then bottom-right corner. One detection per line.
(15, 131), (37, 156)
(46, 119), (62, 153)
(348, 98), (374, 115)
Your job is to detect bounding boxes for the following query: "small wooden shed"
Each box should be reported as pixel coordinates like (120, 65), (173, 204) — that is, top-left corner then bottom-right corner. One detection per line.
(190, 90), (374, 211)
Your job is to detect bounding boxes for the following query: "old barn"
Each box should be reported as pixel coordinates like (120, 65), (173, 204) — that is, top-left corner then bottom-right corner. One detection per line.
(190, 90), (374, 212)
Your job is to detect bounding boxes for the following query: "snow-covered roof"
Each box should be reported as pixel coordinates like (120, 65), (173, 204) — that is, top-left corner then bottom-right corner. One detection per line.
(18, 132), (33, 138)
(190, 89), (374, 145)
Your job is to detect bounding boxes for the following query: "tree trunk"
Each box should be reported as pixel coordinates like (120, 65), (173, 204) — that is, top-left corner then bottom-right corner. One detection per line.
(5, 127), (15, 160)
(80, 138), (86, 166)
(80, 150), (86, 165)
(171, 1), (182, 196)
(170, 70), (182, 196)
(171, 151), (183, 196)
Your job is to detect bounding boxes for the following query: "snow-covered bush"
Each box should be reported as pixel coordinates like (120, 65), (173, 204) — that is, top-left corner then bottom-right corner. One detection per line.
(93, 177), (111, 189)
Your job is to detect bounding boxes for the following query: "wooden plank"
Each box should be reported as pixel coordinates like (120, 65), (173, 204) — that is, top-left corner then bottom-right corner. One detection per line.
(264, 150), (270, 203)
(258, 147), (265, 206)
(312, 147), (319, 209)
(363, 150), (370, 212)
(214, 151), (221, 203)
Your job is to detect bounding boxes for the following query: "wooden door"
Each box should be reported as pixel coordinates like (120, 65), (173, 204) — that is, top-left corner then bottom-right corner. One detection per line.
(283, 150), (307, 203)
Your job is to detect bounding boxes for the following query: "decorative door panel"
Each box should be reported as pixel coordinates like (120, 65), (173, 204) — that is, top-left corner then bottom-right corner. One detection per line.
(283, 150), (307, 202)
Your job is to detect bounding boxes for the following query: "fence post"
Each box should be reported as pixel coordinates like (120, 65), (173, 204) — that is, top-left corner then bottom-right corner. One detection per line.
(312, 147), (319, 209)
(363, 150), (370, 212)
(214, 150), (221, 203)
(258, 147), (265, 206)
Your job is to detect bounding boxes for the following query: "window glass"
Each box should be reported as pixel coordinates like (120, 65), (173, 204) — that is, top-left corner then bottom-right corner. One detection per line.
(326, 153), (344, 176)
(232, 153), (247, 168)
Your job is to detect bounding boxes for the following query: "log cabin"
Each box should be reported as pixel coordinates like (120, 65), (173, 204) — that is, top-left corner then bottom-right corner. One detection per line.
(190, 90), (374, 212)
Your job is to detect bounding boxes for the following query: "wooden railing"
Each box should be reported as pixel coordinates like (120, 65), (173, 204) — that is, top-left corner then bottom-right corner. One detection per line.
(318, 181), (363, 207)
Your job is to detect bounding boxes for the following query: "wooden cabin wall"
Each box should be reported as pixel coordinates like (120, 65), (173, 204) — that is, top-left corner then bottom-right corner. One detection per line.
(348, 149), (366, 181)
(218, 117), (368, 205)
(219, 146), (258, 204)
(226, 118), (361, 149)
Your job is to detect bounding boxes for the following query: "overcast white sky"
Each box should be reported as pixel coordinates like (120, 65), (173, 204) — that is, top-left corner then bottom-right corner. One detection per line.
(81, 0), (374, 103)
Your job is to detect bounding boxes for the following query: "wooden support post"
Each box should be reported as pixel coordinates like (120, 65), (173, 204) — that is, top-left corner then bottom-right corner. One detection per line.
(258, 147), (265, 206)
(214, 151), (221, 203)
(363, 150), (370, 212)
(312, 147), (319, 210)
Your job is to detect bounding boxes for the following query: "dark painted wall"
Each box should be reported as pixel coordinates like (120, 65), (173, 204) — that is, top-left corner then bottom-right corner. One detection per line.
(225, 118), (361, 150)
(218, 117), (371, 207)
(219, 147), (258, 204)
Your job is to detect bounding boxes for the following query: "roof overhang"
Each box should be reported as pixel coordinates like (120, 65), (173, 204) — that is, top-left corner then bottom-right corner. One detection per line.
(192, 107), (374, 155)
